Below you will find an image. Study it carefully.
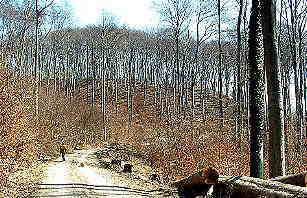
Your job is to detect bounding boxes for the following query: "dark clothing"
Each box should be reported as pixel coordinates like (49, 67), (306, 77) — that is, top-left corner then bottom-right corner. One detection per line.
(60, 146), (67, 161)
(61, 152), (65, 161)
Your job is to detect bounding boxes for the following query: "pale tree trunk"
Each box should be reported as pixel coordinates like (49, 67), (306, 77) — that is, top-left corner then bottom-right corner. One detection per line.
(261, 0), (285, 177)
(35, 0), (39, 117)
(243, 0), (249, 130)
(128, 47), (133, 128)
(86, 45), (90, 104)
(143, 53), (148, 107)
(248, 0), (265, 178)
(91, 46), (95, 109)
(218, 0), (223, 126)
(176, 29), (180, 115)
(53, 51), (57, 93)
(278, 1), (288, 166)
(101, 67), (106, 141)
(115, 66), (118, 116)
(65, 53), (69, 97)
(236, 0), (243, 141)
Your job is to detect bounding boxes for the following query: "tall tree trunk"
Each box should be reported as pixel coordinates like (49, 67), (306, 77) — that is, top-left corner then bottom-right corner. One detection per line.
(34, 0), (39, 117)
(115, 67), (118, 116)
(248, 0), (265, 178)
(128, 47), (133, 128)
(86, 45), (90, 105)
(236, 0), (243, 141)
(261, 0), (285, 177)
(144, 53), (148, 107)
(298, 28), (306, 141)
(102, 67), (106, 141)
(91, 45), (95, 109)
(176, 29), (180, 115)
(218, 0), (223, 126)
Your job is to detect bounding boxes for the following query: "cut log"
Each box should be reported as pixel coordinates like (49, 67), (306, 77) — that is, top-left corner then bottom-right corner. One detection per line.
(171, 169), (307, 197)
(270, 172), (307, 187)
(217, 175), (307, 198)
(171, 167), (219, 188)
(171, 167), (219, 197)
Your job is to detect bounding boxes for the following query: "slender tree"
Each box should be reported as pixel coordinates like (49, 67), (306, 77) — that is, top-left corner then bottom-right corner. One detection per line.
(34, 0), (54, 116)
(155, 0), (192, 115)
(284, 0), (305, 156)
(236, 0), (244, 141)
(194, 0), (215, 119)
(34, 0), (39, 116)
(218, 0), (223, 126)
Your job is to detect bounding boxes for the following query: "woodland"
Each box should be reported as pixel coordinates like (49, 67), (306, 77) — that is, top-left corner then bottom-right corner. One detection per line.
(0, 0), (306, 196)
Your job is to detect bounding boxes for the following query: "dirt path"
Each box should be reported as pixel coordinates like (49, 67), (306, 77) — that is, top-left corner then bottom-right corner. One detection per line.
(30, 148), (178, 197)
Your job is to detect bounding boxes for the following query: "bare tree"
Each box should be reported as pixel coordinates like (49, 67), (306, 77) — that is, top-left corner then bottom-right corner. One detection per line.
(193, 0), (216, 119)
(283, 0), (306, 158)
(34, 0), (54, 116)
(155, 0), (192, 115)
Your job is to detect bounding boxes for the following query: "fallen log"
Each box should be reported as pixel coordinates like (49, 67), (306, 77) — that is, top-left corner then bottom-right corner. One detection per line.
(171, 168), (307, 198)
(269, 172), (307, 187)
(217, 175), (307, 198)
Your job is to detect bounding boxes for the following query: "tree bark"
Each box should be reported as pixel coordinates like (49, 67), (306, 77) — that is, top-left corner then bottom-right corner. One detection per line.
(248, 0), (265, 178)
(260, 0), (285, 178)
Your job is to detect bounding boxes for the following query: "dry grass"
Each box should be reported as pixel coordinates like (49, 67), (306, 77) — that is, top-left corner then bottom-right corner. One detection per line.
(0, 69), (305, 196)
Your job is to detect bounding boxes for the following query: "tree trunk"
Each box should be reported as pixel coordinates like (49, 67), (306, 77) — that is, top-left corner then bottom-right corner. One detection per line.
(86, 45), (90, 105)
(128, 47), (133, 128)
(91, 46), (95, 109)
(236, 0), (243, 141)
(248, 0), (265, 178)
(218, 0), (223, 127)
(102, 67), (106, 141)
(260, 0), (285, 178)
(34, 0), (39, 117)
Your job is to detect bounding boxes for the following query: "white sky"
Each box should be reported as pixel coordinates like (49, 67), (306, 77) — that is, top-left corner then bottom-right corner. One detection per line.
(59, 0), (159, 28)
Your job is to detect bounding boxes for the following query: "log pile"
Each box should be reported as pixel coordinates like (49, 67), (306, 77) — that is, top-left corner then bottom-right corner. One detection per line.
(218, 175), (307, 198)
(171, 168), (307, 198)
(270, 172), (307, 187)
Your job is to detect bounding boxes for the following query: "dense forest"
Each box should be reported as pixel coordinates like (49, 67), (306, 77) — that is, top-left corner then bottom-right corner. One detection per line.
(0, 0), (306, 196)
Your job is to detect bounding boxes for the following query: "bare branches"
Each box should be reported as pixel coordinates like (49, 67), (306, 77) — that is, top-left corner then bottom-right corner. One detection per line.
(37, 0), (54, 17)
(155, 0), (192, 35)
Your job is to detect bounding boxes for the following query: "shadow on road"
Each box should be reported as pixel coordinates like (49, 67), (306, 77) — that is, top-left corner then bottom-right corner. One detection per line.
(32, 183), (177, 197)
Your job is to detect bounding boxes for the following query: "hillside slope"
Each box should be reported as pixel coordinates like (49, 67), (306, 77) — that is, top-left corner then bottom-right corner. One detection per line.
(1, 69), (305, 196)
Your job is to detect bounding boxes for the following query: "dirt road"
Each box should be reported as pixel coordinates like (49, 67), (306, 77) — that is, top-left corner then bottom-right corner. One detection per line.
(30, 148), (178, 197)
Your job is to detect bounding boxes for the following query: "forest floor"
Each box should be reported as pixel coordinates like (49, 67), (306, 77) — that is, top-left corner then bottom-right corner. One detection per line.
(30, 146), (178, 197)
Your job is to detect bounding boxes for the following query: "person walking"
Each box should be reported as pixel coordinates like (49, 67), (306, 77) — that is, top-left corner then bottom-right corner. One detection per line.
(60, 145), (67, 161)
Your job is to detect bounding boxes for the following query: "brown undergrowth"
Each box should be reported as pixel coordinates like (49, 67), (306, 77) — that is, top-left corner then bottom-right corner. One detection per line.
(0, 69), (305, 196)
